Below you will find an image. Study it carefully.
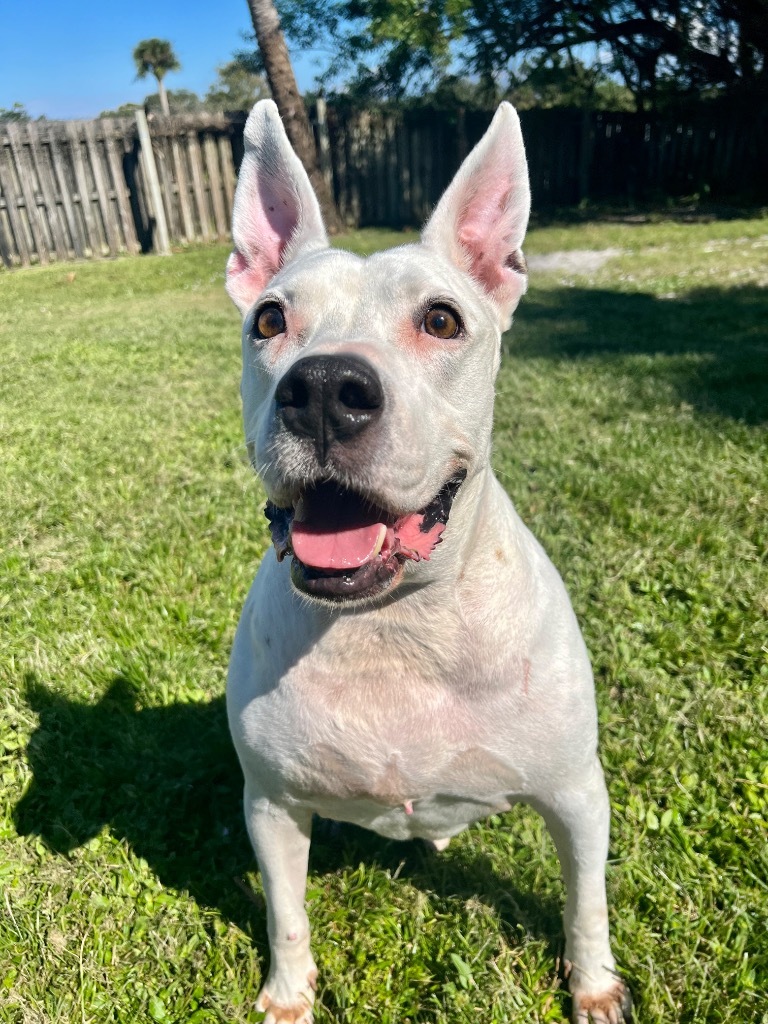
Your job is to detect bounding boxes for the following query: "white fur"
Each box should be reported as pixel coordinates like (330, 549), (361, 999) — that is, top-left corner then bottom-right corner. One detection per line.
(225, 100), (630, 1024)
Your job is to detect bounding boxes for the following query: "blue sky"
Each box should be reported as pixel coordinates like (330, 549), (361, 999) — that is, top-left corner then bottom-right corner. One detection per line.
(0, 0), (318, 120)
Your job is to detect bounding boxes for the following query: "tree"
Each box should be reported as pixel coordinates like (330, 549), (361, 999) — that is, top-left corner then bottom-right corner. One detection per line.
(0, 102), (31, 122)
(243, 0), (342, 231)
(460, 0), (755, 111)
(100, 90), (203, 119)
(269, 0), (469, 99)
(205, 58), (269, 110)
(507, 55), (634, 111)
(99, 102), (143, 118)
(133, 38), (181, 116)
(272, 0), (768, 111)
(146, 89), (204, 114)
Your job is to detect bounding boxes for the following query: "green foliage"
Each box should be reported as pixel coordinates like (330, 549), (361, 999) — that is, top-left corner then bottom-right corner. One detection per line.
(146, 89), (205, 113)
(267, 0), (469, 98)
(508, 55), (635, 112)
(0, 102), (31, 122)
(132, 38), (181, 83)
(99, 90), (204, 118)
(204, 60), (270, 111)
(100, 60), (269, 118)
(98, 100), (144, 118)
(1, 218), (766, 1022)
(273, 0), (768, 109)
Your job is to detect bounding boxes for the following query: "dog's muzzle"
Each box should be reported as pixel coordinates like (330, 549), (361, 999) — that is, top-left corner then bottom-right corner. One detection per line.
(267, 354), (465, 603)
(275, 354), (384, 466)
(264, 472), (466, 604)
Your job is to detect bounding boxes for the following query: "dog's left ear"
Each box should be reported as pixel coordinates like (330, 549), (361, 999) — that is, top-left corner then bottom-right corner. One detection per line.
(422, 102), (530, 329)
(226, 100), (329, 315)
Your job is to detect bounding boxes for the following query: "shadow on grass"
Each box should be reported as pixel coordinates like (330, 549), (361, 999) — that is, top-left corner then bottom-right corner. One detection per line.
(15, 673), (563, 959)
(511, 283), (768, 424)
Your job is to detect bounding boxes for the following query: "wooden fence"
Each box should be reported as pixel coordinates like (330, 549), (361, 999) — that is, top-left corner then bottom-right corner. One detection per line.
(323, 105), (768, 224)
(1, 105), (766, 268)
(0, 111), (240, 268)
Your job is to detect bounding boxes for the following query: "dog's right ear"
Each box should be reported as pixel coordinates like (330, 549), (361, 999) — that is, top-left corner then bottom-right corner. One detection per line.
(226, 100), (329, 316)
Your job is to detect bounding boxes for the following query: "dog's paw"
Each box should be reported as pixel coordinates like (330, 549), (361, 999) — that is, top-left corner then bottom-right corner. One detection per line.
(255, 968), (317, 1024)
(570, 977), (632, 1024)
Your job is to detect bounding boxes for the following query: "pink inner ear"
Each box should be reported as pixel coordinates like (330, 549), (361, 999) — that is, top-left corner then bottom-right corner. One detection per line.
(458, 166), (521, 295)
(250, 175), (300, 268)
(459, 225), (510, 295)
(226, 248), (271, 312)
(227, 177), (300, 310)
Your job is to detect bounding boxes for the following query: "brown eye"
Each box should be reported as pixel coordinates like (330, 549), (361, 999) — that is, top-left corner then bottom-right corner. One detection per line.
(254, 303), (286, 339)
(423, 304), (460, 339)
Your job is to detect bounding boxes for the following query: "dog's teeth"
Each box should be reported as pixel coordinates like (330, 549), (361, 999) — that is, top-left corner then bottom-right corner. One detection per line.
(371, 523), (387, 557)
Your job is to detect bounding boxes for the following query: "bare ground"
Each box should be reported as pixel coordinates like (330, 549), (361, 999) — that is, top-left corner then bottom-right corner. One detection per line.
(527, 248), (623, 273)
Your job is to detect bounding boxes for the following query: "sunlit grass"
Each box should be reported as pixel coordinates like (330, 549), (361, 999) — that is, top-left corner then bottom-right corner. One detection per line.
(1, 221), (766, 1023)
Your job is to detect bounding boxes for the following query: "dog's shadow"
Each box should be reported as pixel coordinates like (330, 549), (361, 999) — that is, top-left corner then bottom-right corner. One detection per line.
(15, 673), (564, 962)
(508, 281), (768, 424)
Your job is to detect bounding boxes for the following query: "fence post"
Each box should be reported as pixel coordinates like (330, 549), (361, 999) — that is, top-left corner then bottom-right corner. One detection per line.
(135, 109), (171, 255)
(578, 108), (594, 204)
(315, 96), (334, 193)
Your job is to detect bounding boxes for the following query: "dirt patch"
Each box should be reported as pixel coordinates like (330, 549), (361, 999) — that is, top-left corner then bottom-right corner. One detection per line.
(527, 248), (623, 274)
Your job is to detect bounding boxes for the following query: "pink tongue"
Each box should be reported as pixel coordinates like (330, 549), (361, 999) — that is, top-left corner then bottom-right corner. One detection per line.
(289, 484), (448, 570)
(291, 485), (391, 570)
(291, 520), (387, 570)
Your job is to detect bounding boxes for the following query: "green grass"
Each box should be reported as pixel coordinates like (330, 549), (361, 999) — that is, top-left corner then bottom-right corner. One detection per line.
(1, 221), (766, 1024)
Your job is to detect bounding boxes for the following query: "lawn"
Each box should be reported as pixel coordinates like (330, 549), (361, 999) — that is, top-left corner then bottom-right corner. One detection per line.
(1, 217), (766, 1024)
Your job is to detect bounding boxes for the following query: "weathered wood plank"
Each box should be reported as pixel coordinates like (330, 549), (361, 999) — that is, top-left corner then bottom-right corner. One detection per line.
(101, 119), (139, 254)
(84, 120), (121, 255)
(395, 120), (410, 226)
(0, 138), (31, 265)
(26, 122), (70, 260)
(349, 113), (365, 225)
(6, 123), (50, 264)
(385, 116), (398, 226)
(0, 210), (13, 267)
(67, 121), (101, 256)
(171, 135), (195, 242)
(408, 125), (423, 224)
(186, 130), (212, 241)
(135, 109), (170, 255)
(315, 97), (334, 194)
(334, 115), (349, 225)
(203, 133), (228, 238)
(217, 133), (235, 224)
(48, 128), (86, 260)
(0, 173), (16, 267)
(155, 134), (180, 242)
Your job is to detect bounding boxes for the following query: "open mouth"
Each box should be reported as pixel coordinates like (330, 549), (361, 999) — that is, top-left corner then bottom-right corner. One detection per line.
(265, 471), (466, 602)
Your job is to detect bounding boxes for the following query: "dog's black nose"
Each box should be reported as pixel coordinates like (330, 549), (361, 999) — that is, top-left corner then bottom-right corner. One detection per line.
(275, 355), (384, 463)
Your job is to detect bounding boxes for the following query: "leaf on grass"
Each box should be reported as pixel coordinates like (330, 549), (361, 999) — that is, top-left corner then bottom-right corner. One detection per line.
(148, 994), (169, 1022)
(450, 952), (475, 989)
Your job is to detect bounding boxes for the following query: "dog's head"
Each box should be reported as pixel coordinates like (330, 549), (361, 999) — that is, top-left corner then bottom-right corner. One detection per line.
(226, 101), (530, 605)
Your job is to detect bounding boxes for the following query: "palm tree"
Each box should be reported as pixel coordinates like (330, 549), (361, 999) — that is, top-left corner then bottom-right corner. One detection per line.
(133, 39), (180, 116)
(245, 0), (342, 231)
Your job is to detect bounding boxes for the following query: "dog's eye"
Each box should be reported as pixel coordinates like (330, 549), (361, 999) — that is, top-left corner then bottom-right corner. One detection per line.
(254, 303), (286, 339)
(423, 305), (460, 340)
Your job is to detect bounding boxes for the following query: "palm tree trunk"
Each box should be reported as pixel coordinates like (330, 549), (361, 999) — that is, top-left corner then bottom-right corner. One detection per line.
(245, 0), (342, 232)
(157, 77), (171, 116)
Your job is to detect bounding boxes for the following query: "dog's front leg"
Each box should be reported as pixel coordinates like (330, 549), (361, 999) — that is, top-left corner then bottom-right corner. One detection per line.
(535, 761), (632, 1024)
(244, 785), (317, 1024)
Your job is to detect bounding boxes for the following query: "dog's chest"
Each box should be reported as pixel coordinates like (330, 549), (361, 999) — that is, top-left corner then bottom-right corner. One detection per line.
(249, 654), (528, 835)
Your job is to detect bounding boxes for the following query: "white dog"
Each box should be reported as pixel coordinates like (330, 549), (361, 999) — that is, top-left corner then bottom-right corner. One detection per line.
(225, 99), (631, 1024)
